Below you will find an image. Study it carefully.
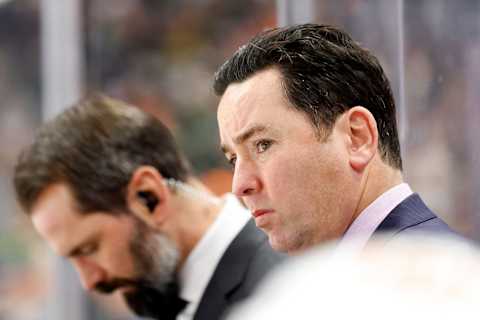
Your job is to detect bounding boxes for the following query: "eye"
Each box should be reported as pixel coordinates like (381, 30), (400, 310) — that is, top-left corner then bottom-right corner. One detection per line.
(228, 155), (237, 167)
(256, 140), (272, 153)
(76, 242), (98, 257)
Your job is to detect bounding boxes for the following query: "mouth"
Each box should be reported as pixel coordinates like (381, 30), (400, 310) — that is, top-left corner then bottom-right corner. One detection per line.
(252, 209), (274, 228)
(119, 286), (137, 295)
(252, 209), (274, 218)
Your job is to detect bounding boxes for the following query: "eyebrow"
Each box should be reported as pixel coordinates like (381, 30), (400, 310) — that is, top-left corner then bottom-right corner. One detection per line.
(65, 236), (96, 258)
(221, 124), (267, 154)
(66, 243), (84, 258)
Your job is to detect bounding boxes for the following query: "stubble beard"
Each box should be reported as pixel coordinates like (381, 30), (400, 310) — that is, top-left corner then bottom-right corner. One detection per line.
(122, 219), (181, 319)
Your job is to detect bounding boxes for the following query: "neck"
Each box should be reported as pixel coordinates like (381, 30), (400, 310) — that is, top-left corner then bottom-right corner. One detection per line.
(353, 157), (404, 222)
(170, 178), (224, 270)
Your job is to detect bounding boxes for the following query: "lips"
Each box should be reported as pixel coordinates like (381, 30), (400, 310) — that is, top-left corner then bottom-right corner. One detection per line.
(252, 209), (273, 218)
(252, 209), (274, 229)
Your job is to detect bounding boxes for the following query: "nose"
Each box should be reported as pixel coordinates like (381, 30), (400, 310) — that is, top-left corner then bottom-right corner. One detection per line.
(232, 159), (262, 197)
(72, 258), (107, 291)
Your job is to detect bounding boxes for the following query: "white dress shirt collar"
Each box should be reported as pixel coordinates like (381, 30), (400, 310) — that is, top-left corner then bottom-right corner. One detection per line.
(177, 194), (250, 320)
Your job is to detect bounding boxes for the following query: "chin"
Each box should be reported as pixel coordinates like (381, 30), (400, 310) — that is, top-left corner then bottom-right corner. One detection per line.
(268, 236), (290, 253)
(270, 231), (313, 255)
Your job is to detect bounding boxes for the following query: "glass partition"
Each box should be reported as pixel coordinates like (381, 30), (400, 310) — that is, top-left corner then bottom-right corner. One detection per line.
(2, 1), (479, 319)
(312, 0), (479, 240)
(0, 1), (44, 319)
(81, 0), (277, 318)
(84, 0), (276, 174)
(402, 0), (480, 239)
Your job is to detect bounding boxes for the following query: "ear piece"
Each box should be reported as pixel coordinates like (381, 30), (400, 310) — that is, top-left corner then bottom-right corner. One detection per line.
(137, 191), (159, 213)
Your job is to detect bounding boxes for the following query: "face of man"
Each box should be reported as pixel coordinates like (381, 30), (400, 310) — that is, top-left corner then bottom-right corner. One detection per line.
(31, 183), (180, 319)
(217, 68), (361, 253)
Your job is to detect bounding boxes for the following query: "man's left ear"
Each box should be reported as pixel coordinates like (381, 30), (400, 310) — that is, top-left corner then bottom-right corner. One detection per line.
(345, 106), (378, 172)
(126, 166), (171, 229)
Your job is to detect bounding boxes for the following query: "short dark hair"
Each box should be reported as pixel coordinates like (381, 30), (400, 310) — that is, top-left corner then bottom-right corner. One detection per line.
(214, 23), (402, 169)
(14, 95), (191, 214)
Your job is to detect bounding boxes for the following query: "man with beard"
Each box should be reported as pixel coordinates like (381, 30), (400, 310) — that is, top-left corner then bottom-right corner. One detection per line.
(13, 95), (285, 320)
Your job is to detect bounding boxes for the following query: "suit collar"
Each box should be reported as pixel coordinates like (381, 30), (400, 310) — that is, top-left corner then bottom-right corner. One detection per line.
(193, 219), (266, 319)
(338, 183), (413, 253)
(375, 193), (436, 235)
(179, 194), (249, 305)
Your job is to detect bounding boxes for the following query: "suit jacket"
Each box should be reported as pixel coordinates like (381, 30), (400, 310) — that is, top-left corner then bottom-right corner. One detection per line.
(374, 193), (458, 241)
(193, 219), (286, 320)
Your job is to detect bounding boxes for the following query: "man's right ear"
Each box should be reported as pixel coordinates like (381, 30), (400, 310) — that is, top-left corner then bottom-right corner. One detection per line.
(137, 190), (159, 213)
(126, 166), (171, 229)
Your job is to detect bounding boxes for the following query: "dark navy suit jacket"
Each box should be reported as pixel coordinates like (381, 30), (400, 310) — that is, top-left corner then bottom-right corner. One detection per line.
(193, 219), (286, 320)
(374, 193), (458, 240)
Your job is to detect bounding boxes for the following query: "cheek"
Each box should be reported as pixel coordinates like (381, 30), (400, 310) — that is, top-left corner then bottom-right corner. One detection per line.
(102, 229), (139, 277)
(105, 241), (137, 277)
(260, 151), (315, 217)
(261, 155), (297, 198)
(264, 146), (325, 189)
(265, 144), (348, 211)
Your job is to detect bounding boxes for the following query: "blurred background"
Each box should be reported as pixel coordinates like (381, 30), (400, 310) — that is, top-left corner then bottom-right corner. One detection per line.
(0, 0), (479, 319)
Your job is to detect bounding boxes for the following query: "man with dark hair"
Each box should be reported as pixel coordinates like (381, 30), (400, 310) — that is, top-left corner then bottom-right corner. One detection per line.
(215, 23), (456, 254)
(14, 95), (285, 320)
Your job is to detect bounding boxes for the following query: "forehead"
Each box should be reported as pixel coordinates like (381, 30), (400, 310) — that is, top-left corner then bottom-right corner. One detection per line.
(217, 68), (286, 131)
(31, 183), (109, 256)
(32, 183), (78, 231)
(217, 68), (313, 148)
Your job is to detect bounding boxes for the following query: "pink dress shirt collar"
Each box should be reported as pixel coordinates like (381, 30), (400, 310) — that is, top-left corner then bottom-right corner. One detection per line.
(336, 183), (413, 254)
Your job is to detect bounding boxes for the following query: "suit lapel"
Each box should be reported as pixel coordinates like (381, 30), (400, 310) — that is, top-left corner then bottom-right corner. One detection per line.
(193, 219), (265, 320)
(374, 193), (436, 235)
